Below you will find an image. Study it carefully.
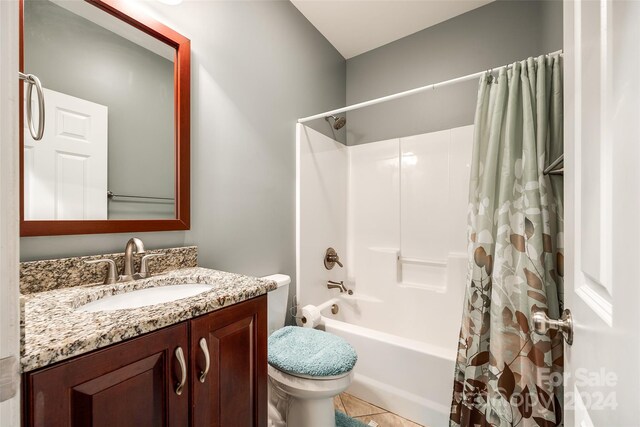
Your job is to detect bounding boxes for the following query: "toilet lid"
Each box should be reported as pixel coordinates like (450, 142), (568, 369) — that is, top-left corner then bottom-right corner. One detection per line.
(268, 326), (357, 378)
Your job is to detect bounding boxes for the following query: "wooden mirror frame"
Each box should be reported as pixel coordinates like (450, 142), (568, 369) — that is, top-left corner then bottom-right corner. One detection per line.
(19, 0), (190, 237)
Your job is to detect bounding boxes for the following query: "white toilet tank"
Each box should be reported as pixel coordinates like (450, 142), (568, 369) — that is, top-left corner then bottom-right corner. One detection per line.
(262, 274), (291, 335)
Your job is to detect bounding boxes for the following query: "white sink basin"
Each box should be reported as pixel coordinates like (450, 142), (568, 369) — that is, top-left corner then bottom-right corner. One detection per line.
(77, 283), (214, 313)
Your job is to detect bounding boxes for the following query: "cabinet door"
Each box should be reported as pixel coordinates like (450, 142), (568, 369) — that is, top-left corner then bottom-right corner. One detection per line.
(24, 323), (189, 427)
(191, 295), (267, 427)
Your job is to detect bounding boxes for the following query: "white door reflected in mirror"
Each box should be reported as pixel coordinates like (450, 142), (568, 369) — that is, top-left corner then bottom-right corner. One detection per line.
(24, 88), (108, 220)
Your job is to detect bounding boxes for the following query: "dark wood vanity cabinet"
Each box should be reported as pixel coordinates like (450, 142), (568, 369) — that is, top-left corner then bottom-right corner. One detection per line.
(23, 296), (267, 427)
(191, 295), (267, 427)
(23, 322), (190, 427)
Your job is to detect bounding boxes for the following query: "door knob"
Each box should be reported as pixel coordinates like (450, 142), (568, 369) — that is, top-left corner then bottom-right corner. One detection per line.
(532, 308), (573, 345)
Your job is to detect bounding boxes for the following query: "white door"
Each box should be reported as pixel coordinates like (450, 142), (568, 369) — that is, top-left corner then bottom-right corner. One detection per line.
(563, 0), (640, 425)
(24, 88), (108, 220)
(0, 1), (20, 425)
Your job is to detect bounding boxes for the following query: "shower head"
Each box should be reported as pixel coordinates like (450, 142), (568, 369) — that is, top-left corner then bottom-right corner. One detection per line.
(325, 115), (346, 130)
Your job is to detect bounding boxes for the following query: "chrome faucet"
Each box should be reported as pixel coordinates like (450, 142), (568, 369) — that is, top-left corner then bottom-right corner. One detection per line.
(121, 237), (146, 282)
(327, 280), (353, 295)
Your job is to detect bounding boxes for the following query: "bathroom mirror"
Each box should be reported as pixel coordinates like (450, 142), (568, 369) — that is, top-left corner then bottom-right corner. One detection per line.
(19, 0), (190, 236)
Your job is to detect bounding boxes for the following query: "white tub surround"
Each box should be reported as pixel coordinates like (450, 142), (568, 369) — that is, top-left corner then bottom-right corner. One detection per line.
(296, 124), (473, 426)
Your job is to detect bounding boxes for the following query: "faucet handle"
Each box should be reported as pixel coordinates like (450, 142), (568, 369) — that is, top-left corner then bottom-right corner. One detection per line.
(139, 253), (163, 279)
(85, 259), (118, 285)
(324, 248), (344, 269)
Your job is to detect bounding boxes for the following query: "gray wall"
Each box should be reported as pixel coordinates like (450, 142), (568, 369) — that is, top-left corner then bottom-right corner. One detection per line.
(345, 0), (563, 145)
(20, 1), (346, 313)
(24, 1), (176, 218)
(20, 1), (561, 320)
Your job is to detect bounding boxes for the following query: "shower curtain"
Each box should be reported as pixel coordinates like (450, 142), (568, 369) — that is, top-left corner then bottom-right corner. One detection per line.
(450, 55), (564, 427)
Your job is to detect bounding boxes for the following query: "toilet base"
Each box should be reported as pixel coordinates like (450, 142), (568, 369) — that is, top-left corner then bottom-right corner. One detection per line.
(268, 365), (353, 427)
(288, 396), (336, 427)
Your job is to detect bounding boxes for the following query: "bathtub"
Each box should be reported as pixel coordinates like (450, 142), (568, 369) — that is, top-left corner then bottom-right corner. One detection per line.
(297, 252), (466, 427)
(321, 313), (455, 427)
(298, 252), (466, 426)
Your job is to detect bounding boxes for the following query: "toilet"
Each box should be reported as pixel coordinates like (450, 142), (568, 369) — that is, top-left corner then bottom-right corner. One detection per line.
(263, 274), (357, 427)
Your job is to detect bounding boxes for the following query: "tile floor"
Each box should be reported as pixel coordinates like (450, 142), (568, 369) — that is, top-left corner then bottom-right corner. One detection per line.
(334, 392), (425, 427)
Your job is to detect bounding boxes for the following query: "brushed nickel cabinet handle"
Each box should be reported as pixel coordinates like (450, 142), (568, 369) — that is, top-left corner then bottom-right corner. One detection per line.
(175, 347), (187, 395)
(198, 338), (210, 383)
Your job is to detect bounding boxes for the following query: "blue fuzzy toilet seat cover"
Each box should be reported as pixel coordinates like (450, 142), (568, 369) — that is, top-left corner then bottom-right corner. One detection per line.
(268, 326), (357, 377)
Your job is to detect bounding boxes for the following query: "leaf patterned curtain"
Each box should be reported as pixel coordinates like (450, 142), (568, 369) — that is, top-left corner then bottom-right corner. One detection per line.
(450, 55), (564, 427)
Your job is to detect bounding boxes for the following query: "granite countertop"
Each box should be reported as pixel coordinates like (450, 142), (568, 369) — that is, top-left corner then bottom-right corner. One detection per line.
(21, 267), (277, 372)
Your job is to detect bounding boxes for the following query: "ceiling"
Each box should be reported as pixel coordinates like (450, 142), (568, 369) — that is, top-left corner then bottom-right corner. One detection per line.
(52, 0), (175, 61)
(290, 0), (494, 59)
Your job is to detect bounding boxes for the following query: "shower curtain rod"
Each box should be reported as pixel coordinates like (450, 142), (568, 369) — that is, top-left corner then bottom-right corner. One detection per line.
(297, 49), (563, 124)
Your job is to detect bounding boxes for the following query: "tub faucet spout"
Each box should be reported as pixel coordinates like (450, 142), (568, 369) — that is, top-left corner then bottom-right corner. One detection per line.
(327, 280), (353, 295)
